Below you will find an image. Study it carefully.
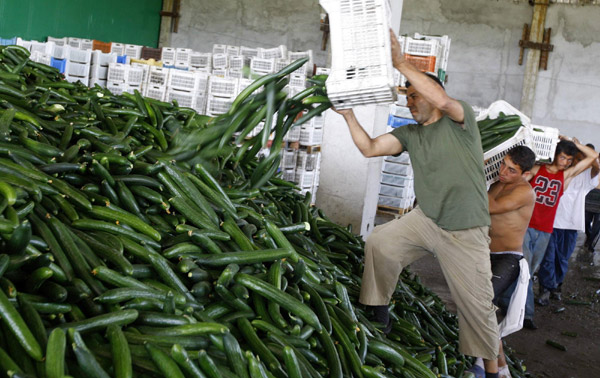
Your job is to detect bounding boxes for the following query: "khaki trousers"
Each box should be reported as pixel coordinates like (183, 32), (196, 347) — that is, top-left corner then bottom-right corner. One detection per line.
(359, 207), (499, 360)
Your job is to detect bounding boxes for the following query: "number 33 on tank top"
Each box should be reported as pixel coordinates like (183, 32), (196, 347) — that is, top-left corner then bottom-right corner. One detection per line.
(533, 176), (562, 206)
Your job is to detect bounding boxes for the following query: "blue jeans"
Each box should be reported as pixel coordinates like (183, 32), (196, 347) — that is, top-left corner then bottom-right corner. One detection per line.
(538, 229), (578, 290)
(499, 228), (551, 319)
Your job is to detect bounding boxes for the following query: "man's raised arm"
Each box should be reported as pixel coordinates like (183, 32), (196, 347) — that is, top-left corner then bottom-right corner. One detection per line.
(565, 138), (597, 180)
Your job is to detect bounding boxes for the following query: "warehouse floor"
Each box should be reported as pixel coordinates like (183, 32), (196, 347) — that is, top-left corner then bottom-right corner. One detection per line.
(375, 213), (600, 378)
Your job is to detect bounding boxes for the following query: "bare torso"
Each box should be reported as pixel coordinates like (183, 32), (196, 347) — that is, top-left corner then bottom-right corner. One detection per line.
(488, 180), (535, 252)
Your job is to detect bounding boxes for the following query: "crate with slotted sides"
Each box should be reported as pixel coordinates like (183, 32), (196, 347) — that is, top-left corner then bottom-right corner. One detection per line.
(124, 44), (143, 59)
(141, 46), (162, 61)
(161, 47), (176, 65)
(65, 61), (90, 78)
(67, 37), (81, 48)
(289, 73), (306, 88)
(175, 48), (192, 65)
(206, 96), (234, 116)
(382, 161), (414, 177)
(30, 41), (55, 56)
(91, 51), (118, 67)
(281, 149), (298, 169)
(195, 92), (207, 114)
(208, 76), (239, 98)
(92, 40), (111, 53)
(167, 70), (201, 92)
(131, 63), (150, 86)
(65, 74), (89, 86)
(380, 173), (414, 189)
(250, 57), (275, 74)
(89, 77), (107, 88)
(67, 47), (92, 64)
(282, 169), (296, 182)
(147, 66), (171, 87)
(89, 64), (108, 80)
(295, 169), (316, 189)
(259, 45), (287, 60)
(296, 151), (321, 171)
(166, 88), (196, 108)
(379, 183), (414, 199)
(275, 59), (290, 72)
(226, 45), (240, 56)
(126, 66), (145, 86)
(228, 70), (243, 79)
(107, 63), (129, 83)
(483, 127), (534, 187)
(143, 85), (166, 101)
(211, 68), (228, 78)
(81, 39), (93, 50)
(212, 53), (228, 69)
(283, 125), (301, 142)
(47, 36), (67, 46)
(299, 126), (323, 147)
(529, 125), (560, 163)
(190, 52), (211, 69)
(213, 44), (227, 54)
(110, 43), (124, 56)
(30, 51), (51, 66)
(229, 55), (245, 71)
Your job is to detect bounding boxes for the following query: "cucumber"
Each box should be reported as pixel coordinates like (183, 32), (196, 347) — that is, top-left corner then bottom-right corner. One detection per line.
(145, 343), (185, 378)
(0, 289), (43, 361)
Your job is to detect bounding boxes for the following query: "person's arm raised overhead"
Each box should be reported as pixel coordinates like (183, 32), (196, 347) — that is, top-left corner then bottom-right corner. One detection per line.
(389, 30), (464, 123)
(564, 137), (598, 180)
(334, 108), (403, 158)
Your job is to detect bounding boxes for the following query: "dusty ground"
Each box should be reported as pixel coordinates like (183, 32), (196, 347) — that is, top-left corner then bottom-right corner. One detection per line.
(376, 214), (600, 378)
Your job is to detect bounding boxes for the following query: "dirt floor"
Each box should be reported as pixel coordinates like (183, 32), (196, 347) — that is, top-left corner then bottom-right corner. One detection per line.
(375, 213), (600, 378)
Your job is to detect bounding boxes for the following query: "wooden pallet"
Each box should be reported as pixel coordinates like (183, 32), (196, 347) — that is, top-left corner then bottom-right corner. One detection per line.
(377, 205), (412, 217)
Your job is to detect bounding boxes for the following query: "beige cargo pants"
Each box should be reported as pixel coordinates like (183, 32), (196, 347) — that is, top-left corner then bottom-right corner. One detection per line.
(360, 207), (499, 360)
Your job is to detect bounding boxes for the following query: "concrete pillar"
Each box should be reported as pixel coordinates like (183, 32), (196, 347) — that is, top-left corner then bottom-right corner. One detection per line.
(520, 0), (549, 116)
(316, 105), (390, 238)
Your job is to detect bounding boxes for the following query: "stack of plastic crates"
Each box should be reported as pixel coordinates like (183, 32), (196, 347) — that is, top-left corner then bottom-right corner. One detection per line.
(190, 52), (212, 71)
(65, 47), (92, 86)
(175, 48), (193, 70)
(165, 70), (208, 113)
(295, 150), (322, 199)
(287, 73), (307, 98)
(29, 41), (54, 67)
(288, 50), (313, 76)
(299, 113), (325, 147)
(106, 63), (144, 95)
(529, 125), (560, 164)
(161, 47), (176, 66)
(413, 32), (451, 81)
(378, 153), (416, 211)
(206, 76), (238, 117)
(90, 50), (118, 87)
(143, 66), (171, 101)
(125, 44), (143, 60)
(250, 57), (275, 78)
(320, 0), (397, 109)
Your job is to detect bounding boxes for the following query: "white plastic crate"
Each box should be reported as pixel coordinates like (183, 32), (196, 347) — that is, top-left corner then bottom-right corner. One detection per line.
(228, 70), (243, 79)
(167, 70), (200, 92)
(196, 72), (210, 93)
(107, 63), (128, 83)
(259, 45), (287, 59)
(250, 57), (275, 74)
(296, 151), (320, 171)
(213, 44), (227, 54)
(311, 114), (325, 128)
(125, 44), (143, 59)
(89, 64), (108, 79)
(206, 96), (234, 116)
(382, 161), (414, 177)
(67, 48), (92, 63)
(237, 78), (260, 95)
(385, 153), (412, 165)
(288, 50), (313, 75)
(529, 125), (560, 163)
(404, 37), (442, 57)
(161, 47), (176, 65)
(208, 76), (239, 98)
(211, 68), (228, 77)
(315, 67), (331, 75)
(378, 195), (415, 209)
(226, 45), (240, 56)
(284, 126), (301, 142)
(379, 183), (414, 198)
(190, 52), (211, 68)
(299, 126), (323, 146)
(30, 41), (55, 55)
(483, 127), (534, 187)
(175, 48), (192, 65)
(65, 74), (89, 86)
(110, 43), (125, 56)
(166, 88), (196, 108)
(195, 92), (207, 114)
(275, 59), (290, 72)
(67, 37), (82, 48)
(321, 0), (396, 109)
(65, 61), (91, 78)
(413, 33), (451, 71)
(380, 173), (414, 188)
(143, 85), (166, 101)
(47, 36), (67, 46)
(240, 46), (259, 57)
(229, 55), (245, 71)
(295, 169), (316, 188)
(126, 66), (145, 86)
(281, 149), (298, 169)
(81, 39), (94, 51)
(107, 81), (126, 95)
(289, 73), (306, 88)
(147, 66), (171, 87)
(89, 77), (107, 88)
(52, 44), (69, 60)
(476, 100), (531, 128)
(30, 51), (51, 66)
(282, 169), (296, 182)
(212, 53), (228, 69)
(91, 51), (118, 66)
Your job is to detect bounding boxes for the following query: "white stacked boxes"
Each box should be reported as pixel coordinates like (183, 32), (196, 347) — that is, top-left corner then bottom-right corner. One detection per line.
(145, 66), (170, 101)
(52, 44), (69, 60)
(30, 51), (51, 66)
(175, 48), (192, 68)
(161, 47), (176, 66)
(30, 41), (55, 56)
(106, 63), (143, 94)
(212, 44), (227, 54)
(240, 46), (259, 65)
(165, 69), (207, 113)
(81, 39), (94, 50)
(259, 45), (287, 60)
(229, 56), (245, 71)
(190, 52), (211, 70)
(125, 44), (143, 59)
(320, 0), (396, 109)
(65, 47), (92, 86)
(110, 43), (125, 56)
(89, 51), (117, 87)
(212, 54), (228, 69)
(67, 37), (82, 48)
(206, 76), (238, 116)
(288, 50), (313, 76)
(299, 115), (325, 147)
(378, 153), (415, 210)
(250, 58), (275, 77)
(295, 151), (321, 189)
(283, 126), (301, 142)
(226, 45), (240, 56)
(47, 36), (67, 46)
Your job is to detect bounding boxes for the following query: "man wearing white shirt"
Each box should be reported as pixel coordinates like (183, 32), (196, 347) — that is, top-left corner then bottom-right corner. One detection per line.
(537, 143), (600, 305)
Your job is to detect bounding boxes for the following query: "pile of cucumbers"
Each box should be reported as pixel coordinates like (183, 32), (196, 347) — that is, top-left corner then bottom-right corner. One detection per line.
(0, 44), (529, 378)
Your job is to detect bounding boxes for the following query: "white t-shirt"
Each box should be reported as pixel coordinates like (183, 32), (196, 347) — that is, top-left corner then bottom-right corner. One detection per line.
(554, 168), (600, 231)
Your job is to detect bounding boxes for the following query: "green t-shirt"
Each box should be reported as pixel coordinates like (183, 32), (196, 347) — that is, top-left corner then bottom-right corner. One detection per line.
(390, 101), (490, 230)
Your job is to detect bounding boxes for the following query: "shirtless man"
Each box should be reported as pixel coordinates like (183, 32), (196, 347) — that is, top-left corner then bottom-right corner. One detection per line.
(487, 146), (536, 377)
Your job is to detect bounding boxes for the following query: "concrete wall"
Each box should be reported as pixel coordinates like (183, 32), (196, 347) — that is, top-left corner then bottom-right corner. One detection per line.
(400, 0), (600, 147)
(161, 0), (327, 66)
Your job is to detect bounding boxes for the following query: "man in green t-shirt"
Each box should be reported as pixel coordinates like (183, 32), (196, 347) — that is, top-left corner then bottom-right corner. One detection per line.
(334, 30), (499, 378)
